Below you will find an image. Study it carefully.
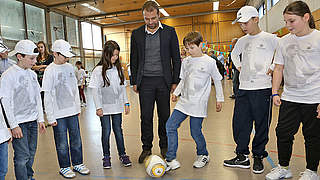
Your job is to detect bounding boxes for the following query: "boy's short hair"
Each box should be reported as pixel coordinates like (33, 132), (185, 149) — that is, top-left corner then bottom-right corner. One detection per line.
(183, 31), (203, 47)
(75, 61), (82, 65)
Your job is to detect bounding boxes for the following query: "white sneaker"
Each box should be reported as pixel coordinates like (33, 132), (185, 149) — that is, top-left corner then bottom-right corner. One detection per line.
(59, 167), (76, 178)
(193, 155), (209, 168)
(299, 169), (319, 180)
(73, 164), (90, 175)
(266, 165), (293, 180)
(166, 159), (181, 170)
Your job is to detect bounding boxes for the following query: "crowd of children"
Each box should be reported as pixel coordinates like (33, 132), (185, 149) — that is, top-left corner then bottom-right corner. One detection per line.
(0, 1), (319, 180)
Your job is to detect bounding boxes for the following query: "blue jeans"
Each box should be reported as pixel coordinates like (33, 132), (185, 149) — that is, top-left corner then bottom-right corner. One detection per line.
(166, 109), (208, 161)
(53, 115), (83, 168)
(0, 141), (8, 180)
(100, 113), (126, 157)
(12, 121), (38, 180)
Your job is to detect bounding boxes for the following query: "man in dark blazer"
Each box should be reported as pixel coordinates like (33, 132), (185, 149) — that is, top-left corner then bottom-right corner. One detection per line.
(130, 0), (181, 163)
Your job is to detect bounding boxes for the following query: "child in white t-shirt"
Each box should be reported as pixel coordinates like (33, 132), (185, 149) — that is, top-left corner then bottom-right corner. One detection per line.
(75, 61), (87, 106)
(1, 40), (46, 180)
(266, 1), (320, 180)
(89, 40), (131, 169)
(223, 6), (278, 174)
(42, 40), (89, 179)
(165, 32), (224, 170)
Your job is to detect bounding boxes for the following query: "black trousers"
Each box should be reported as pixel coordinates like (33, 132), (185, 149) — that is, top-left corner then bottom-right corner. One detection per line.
(276, 100), (320, 171)
(139, 76), (170, 150)
(233, 88), (272, 157)
(232, 69), (240, 96)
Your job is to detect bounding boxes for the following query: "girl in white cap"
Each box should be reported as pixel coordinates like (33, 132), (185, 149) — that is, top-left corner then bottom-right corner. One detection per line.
(266, 1), (320, 180)
(42, 39), (90, 178)
(1, 39), (46, 180)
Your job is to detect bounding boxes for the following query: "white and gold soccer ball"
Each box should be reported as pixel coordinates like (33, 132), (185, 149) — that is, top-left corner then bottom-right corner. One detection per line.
(145, 155), (167, 178)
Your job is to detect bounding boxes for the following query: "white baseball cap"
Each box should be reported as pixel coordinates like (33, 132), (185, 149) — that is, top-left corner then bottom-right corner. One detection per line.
(52, 39), (75, 58)
(232, 6), (259, 24)
(8, 39), (38, 57)
(0, 37), (9, 53)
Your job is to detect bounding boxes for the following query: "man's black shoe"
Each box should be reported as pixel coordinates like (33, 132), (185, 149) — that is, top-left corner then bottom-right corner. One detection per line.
(138, 150), (151, 164)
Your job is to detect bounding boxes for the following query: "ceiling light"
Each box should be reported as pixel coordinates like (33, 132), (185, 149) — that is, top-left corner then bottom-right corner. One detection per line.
(213, 1), (219, 11)
(152, 0), (170, 16)
(81, 3), (105, 13)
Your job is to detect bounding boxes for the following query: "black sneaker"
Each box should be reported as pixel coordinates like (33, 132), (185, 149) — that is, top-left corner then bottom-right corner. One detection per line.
(252, 156), (264, 174)
(223, 154), (250, 169)
(138, 150), (151, 164)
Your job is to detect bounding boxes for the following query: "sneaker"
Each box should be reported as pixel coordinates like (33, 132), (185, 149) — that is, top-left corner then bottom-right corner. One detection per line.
(223, 154), (250, 169)
(299, 169), (319, 180)
(265, 165), (293, 180)
(103, 156), (111, 169)
(119, 155), (132, 167)
(166, 159), (181, 170)
(253, 156), (264, 174)
(73, 164), (90, 175)
(59, 167), (76, 179)
(160, 148), (167, 159)
(138, 150), (151, 164)
(193, 155), (209, 168)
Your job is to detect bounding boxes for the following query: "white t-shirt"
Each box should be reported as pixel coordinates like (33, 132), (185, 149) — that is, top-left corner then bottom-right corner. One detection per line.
(42, 63), (81, 123)
(274, 30), (320, 103)
(232, 31), (278, 90)
(173, 55), (224, 117)
(89, 66), (128, 115)
(75, 68), (86, 86)
(0, 93), (11, 144)
(0, 65), (44, 129)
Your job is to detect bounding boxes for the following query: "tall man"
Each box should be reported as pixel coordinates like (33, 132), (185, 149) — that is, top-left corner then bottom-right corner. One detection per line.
(130, 0), (181, 163)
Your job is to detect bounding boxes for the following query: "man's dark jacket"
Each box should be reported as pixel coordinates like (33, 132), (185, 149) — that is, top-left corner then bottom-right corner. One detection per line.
(130, 24), (181, 90)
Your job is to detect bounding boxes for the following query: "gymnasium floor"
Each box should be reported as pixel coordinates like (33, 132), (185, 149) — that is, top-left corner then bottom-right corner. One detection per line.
(5, 80), (317, 180)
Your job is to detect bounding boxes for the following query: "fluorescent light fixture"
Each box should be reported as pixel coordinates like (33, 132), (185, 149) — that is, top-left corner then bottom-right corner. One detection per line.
(81, 3), (105, 14)
(159, 8), (170, 17)
(152, 0), (170, 16)
(213, 1), (219, 11)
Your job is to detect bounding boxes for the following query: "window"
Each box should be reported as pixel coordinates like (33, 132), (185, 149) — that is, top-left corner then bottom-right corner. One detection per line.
(92, 24), (102, 50)
(258, 3), (266, 18)
(267, 0), (272, 11)
(81, 22), (93, 49)
(25, 4), (46, 43)
(66, 17), (79, 47)
(272, 0), (280, 6)
(50, 12), (65, 42)
(0, 0), (25, 41)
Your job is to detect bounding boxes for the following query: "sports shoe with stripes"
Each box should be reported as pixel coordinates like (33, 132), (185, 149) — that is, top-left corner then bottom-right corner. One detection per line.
(193, 155), (210, 168)
(73, 164), (90, 175)
(59, 167), (76, 179)
(223, 154), (250, 169)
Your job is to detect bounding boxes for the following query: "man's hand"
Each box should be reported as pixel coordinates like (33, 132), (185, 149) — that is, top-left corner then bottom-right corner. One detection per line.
(50, 122), (58, 127)
(12, 127), (23, 139)
(96, 108), (103, 117)
(171, 84), (177, 93)
(216, 102), (222, 112)
(39, 122), (46, 134)
(133, 85), (139, 93)
(172, 95), (177, 102)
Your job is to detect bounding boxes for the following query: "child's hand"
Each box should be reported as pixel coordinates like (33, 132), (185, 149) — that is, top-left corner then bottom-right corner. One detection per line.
(317, 104), (320, 119)
(96, 108), (103, 117)
(273, 96), (281, 106)
(172, 95), (177, 102)
(39, 122), (46, 134)
(266, 68), (273, 76)
(12, 127), (23, 138)
(50, 122), (58, 126)
(125, 105), (130, 115)
(216, 102), (222, 112)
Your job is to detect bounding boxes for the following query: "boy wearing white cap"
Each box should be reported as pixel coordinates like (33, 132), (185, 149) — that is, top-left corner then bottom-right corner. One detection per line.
(0, 39), (46, 180)
(223, 6), (278, 174)
(0, 37), (16, 76)
(42, 39), (90, 178)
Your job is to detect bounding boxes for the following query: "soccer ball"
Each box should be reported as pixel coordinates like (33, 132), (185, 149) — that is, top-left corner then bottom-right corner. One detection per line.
(145, 155), (167, 178)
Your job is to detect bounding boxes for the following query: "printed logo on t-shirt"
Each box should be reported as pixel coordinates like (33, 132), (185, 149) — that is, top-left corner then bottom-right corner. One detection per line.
(13, 76), (37, 115)
(55, 72), (75, 110)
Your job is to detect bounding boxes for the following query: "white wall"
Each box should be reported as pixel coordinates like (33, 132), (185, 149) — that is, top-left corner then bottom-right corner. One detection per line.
(259, 0), (320, 33)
